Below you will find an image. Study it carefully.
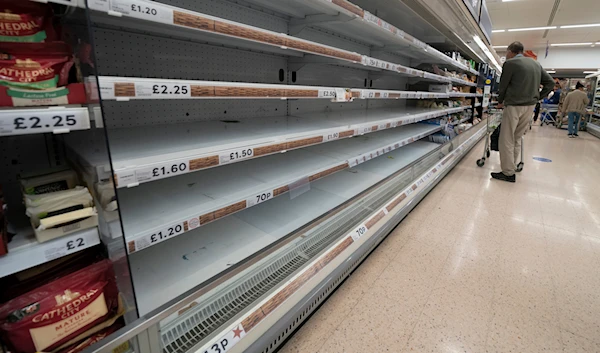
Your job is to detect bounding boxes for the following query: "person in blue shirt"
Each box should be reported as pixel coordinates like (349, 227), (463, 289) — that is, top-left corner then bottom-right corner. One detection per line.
(546, 83), (561, 105)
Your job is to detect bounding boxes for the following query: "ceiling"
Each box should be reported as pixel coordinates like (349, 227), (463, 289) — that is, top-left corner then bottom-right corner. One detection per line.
(487, 0), (600, 50)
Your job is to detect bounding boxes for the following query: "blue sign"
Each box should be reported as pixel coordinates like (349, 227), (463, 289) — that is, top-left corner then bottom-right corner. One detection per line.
(533, 157), (552, 163)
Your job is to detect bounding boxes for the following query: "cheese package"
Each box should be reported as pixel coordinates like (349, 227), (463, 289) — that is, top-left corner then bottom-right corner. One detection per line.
(56, 320), (125, 353)
(0, 2), (57, 43)
(0, 260), (119, 353)
(21, 169), (78, 195)
(25, 186), (93, 225)
(0, 42), (74, 90)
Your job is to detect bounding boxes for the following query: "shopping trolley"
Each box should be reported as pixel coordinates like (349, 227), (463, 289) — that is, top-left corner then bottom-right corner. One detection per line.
(539, 103), (559, 126)
(476, 108), (525, 172)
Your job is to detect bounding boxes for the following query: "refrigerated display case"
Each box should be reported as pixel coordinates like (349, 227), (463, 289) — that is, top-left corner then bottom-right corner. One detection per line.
(0, 1), (495, 353)
(588, 76), (600, 138)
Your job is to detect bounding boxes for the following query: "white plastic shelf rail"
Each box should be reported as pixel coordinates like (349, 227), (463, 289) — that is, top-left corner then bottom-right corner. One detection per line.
(120, 124), (442, 254)
(0, 227), (100, 278)
(108, 106), (470, 187)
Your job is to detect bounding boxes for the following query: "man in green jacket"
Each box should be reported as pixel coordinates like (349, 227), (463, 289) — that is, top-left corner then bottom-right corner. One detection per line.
(493, 41), (554, 182)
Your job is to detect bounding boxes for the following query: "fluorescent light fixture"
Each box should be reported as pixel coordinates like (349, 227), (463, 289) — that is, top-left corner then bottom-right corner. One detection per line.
(583, 71), (599, 74)
(560, 23), (600, 29)
(492, 29), (506, 33)
(550, 42), (593, 46)
(473, 35), (503, 73)
(546, 70), (556, 74)
(508, 26), (557, 32)
(492, 45), (508, 49)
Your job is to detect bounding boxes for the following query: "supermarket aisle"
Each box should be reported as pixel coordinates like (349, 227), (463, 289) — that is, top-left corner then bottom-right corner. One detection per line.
(279, 126), (600, 353)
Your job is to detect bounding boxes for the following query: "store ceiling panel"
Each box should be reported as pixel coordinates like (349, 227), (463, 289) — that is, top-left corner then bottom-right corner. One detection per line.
(487, 0), (600, 50)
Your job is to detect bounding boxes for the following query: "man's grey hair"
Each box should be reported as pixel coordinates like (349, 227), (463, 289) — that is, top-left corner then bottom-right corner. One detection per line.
(507, 41), (524, 54)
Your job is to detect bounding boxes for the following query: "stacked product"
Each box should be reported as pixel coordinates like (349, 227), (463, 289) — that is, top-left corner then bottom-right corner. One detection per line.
(21, 170), (98, 243)
(0, 1), (86, 106)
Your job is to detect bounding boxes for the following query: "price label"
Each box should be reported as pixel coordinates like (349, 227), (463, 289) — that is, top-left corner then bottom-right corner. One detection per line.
(359, 126), (372, 134)
(318, 89), (336, 98)
(350, 223), (368, 241)
(381, 92), (389, 98)
(378, 123), (387, 130)
(0, 108), (90, 136)
(416, 178), (425, 187)
(364, 90), (376, 99)
(44, 231), (99, 262)
(323, 131), (340, 141)
(247, 190), (273, 207)
(93, 0), (174, 25)
(405, 187), (414, 197)
(199, 325), (246, 353)
(220, 147), (254, 164)
(136, 82), (191, 98)
(134, 221), (187, 252)
(135, 161), (190, 183)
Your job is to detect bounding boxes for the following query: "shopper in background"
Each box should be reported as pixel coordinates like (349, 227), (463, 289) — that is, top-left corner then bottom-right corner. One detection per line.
(562, 81), (589, 138)
(494, 41), (554, 182)
(547, 83), (561, 105)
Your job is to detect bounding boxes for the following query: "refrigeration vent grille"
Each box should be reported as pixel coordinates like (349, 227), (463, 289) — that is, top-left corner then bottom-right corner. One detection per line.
(161, 159), (422, 353)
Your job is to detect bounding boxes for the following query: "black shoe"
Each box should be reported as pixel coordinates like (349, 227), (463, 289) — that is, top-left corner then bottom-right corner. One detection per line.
(574, 133), (579, 137)
(491, 172), (516, 183)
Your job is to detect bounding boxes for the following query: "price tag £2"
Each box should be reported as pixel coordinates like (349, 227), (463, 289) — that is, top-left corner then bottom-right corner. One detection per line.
(44, 231), (99, 262)
(0, 108), (90, 136)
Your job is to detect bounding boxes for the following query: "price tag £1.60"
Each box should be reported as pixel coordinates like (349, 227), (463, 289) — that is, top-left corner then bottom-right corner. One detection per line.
(134, 161), (190, 183)
(0, 108), (90, 136)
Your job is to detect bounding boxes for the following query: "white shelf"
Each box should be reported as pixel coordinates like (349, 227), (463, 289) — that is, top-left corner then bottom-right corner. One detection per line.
(448, 92), (481, 98)
(128, 140), (441, 315)
(109, 106), (470, 187)
(98, 76), (453, 101)
(241, 0), (477, 75)
(84, 1), (473, 86)
(120, 123), (441, 254)
(0, 226), (100, 278)
(0, 106), (91, 136)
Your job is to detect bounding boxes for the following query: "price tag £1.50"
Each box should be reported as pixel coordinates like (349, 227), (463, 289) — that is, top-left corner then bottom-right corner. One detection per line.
(0, 108), (90, 136)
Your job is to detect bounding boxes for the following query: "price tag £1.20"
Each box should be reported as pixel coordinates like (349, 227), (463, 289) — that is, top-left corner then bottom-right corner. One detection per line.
(89, 0), (174, 25)
(0, 108), (90, 136)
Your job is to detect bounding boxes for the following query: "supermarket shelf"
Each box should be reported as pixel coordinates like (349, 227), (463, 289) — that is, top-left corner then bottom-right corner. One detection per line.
(242, 0), (477, 75)
(109, 106), (470, 187)
(98, 76), (453, 101)
(0, 226), (100, 278)
(128, 139), (441, 315)
(0, 106), (91, 136)
(120, 124), (441, 254)
(85, 1), (473, 86)
(587, 122), (600, 139)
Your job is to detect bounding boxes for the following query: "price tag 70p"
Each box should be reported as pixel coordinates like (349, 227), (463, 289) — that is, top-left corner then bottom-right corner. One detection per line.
(0, 108), (90, 136)
(350, 223), (368, 241)
(247, 190), (273, 207)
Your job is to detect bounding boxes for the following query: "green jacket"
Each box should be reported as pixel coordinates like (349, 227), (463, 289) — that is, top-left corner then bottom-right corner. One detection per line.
(498, 55), (554, 106)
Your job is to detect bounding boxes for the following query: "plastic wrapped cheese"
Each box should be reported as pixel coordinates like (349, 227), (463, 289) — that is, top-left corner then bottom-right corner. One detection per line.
(21, 169), (78, 195)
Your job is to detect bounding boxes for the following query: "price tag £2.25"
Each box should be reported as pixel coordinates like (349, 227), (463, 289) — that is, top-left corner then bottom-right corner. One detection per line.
(136, 82), (192, 98)
(0, 108), (90, 136)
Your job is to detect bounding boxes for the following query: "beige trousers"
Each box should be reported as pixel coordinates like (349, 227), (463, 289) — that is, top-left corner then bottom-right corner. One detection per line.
(500, 105), (535, 176)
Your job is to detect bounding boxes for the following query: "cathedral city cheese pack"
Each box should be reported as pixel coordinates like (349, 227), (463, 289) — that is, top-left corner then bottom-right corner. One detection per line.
(0, 260), (119, 353)
(0, 2), (57, 43)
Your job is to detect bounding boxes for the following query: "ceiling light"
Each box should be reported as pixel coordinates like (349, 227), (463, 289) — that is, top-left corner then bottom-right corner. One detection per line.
(492, 45), (508, 49)
(550, 42), (593, 46)
(492, 30), (506, 33)
(583, 71), (599, 74)
(473, 35), (502, 73)
(546, 70), (556, 74)
(508, 26), (557, 32)
(560, 23), (600, 29)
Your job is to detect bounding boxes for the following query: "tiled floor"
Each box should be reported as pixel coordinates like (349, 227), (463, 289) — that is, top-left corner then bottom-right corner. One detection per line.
(279, 123), (600, 353)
